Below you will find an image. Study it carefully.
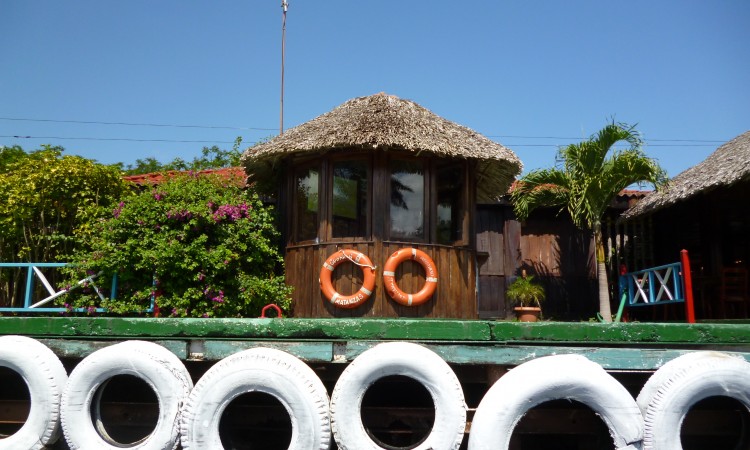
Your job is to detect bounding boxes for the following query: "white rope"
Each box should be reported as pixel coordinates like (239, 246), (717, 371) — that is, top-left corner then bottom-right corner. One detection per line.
(337, 248), (377, 271)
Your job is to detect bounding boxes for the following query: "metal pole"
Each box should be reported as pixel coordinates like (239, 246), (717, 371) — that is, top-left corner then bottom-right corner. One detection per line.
(280, 0), (288, 135)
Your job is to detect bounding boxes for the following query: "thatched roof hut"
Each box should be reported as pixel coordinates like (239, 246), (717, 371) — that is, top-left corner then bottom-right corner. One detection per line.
(624, 130), (750, 218)
(242, 92), (522, 201)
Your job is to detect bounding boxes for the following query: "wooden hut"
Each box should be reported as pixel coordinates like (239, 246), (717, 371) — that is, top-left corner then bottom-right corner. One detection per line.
(242, 93), (521, 318)
(621, 130), (750, 318)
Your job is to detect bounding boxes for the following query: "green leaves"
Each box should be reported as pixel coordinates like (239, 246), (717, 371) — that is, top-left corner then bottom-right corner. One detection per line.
(0, 146), (127, 263)
(511, 121), (665, 230)
(65, 173), (291, 317)
(122, 137), (243, 175)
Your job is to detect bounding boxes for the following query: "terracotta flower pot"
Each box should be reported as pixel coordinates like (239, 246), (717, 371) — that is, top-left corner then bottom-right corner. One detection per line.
(514, 306), (542, 322)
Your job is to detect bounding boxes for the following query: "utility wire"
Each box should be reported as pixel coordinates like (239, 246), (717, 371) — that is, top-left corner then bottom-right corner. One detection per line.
(0, 117), (276, 131)
(485, 134), (725, 143)
(1, 135), (256, 145)
(0, 135), (715, 147)
(0, 117), (728, 144)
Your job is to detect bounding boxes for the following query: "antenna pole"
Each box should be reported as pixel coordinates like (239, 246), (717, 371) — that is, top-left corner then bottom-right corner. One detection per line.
(280, 0), (288, 135)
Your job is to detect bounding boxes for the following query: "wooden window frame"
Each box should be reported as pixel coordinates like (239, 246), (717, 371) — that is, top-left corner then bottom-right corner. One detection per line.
(289, 160), (323, 245)
(431, 158), (470, 247)
(325, 153), (373, 242)
(387, 155), (429, 243)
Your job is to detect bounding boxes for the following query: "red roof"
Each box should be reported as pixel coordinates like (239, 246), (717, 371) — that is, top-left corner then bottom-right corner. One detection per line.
(123, 167), (247, 187)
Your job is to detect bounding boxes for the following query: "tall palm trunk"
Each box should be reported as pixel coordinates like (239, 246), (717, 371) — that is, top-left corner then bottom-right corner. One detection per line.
(594, 222), (612, 322)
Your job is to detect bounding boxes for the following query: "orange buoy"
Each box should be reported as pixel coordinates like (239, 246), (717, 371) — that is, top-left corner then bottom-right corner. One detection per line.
(319, 249), (376, 309)
(382, 248), (438, 306)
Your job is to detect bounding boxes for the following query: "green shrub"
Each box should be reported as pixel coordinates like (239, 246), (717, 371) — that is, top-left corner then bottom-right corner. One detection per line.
(64, 172), (291, 317)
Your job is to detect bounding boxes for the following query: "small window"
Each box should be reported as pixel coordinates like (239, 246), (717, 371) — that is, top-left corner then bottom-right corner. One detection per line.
(390, 159), (425, 240)
(332, 160), (368, 238)
(436, 163), (465, 244)
(294, 167), (319, 242)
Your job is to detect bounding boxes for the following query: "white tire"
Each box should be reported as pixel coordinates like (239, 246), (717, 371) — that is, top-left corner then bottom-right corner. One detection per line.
(635, 351), (725, 416)
(330, 342), (467, 450)
(469, 354), (644, 450)
(60, 340), (193, 450)
(180, 347), (331, 450)
(0, 335), (68, 450)
(636, 351), (750, 450)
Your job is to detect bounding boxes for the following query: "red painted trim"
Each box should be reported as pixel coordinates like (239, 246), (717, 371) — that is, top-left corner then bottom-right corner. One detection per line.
(681, 249), (696, 323)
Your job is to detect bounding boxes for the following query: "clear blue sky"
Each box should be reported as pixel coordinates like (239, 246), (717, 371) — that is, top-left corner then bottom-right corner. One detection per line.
(2, 1), (748, 178)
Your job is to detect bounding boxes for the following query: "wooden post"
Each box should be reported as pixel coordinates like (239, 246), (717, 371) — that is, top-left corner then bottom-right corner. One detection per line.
(681, 249), (696, 324)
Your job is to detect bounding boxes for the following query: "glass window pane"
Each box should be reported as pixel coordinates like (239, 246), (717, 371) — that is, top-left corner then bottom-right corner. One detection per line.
(436, 164), (465, 244)
(390, 160), (424, 240)
(332, 160), (368, 238)
(295, 167), (319, 242)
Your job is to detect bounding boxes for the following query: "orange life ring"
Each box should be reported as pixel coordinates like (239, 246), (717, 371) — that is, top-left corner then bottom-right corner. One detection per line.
(319, 249), (376, 309)
(383, 248), (438, 306)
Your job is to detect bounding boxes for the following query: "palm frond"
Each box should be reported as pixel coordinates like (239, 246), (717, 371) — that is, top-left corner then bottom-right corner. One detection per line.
(510, 168), (570, 221)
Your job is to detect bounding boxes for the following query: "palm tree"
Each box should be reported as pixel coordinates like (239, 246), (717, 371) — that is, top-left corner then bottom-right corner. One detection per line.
(510, 122), (667, 321)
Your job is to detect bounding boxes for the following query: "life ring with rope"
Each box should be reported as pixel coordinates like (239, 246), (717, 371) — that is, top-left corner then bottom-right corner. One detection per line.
(319, 249), (376, 309)
(383, 247), (438, 306)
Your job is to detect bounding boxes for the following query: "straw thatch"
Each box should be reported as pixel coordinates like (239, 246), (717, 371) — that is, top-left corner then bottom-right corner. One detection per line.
(624, 130), (750, 218)
(241, 93), (522, 200)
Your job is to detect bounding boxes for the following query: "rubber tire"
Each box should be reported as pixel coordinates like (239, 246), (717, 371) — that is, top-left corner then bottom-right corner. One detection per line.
(179, 347), (331, 450)
(635, 351), (724, 416)
(60, 340), (193, 450)
(0, 335), (68, 450)
(330, 342), (467, 450)
(636, 351), (750, 450)
(469, 354), (644, 450)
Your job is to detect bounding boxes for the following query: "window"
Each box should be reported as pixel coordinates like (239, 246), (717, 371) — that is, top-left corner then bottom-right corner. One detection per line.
(332, 160), (368, 238)
(294, 166), (319, 242)
(390, 159), (425, 240)
(289, 153), (468, 245)
(436, 163), (465, 244)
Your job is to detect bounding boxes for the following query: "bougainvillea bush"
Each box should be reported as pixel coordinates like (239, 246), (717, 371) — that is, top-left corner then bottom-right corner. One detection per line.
(64, 172), (291, 317)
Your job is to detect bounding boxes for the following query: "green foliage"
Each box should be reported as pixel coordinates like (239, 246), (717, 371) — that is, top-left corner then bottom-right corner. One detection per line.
(64, 173), (291, 317)
(506, 275), (546, 307)
(510, 122), (667, 229)
(0, 145), (128, 263)
(122, 137), (243, 175)
(0, 145), (26, 172)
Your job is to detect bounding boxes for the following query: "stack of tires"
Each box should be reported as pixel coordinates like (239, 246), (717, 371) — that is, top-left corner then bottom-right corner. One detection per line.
(1, 335), (750, 449)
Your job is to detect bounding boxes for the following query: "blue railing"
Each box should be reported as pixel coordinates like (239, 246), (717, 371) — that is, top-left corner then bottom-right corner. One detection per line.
(0, 263), (153, 313)
(621, 262), (685, 307)
(614, 250), (696, 323)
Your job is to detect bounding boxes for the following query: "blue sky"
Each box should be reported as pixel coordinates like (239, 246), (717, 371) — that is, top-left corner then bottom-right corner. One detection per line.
(2, 1), (748, 178)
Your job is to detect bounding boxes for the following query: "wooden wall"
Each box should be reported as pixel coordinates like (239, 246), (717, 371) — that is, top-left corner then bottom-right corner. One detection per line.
(476, 204), (597, 320)
(287, 241), (476, 318)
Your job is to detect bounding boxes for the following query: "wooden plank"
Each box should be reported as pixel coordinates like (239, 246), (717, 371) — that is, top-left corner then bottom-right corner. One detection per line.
(199, 340), (333, 362)
(37, 339), (188, 359)
(21, 336), (750, 369)
(342, 341), (750, 370)
(6, 317), (750, 347)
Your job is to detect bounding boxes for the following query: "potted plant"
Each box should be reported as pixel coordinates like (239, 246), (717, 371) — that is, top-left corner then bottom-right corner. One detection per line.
(506, 271), (546, 322)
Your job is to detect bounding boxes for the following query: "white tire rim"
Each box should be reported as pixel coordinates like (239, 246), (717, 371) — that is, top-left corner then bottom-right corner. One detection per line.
(61, 340), (193, 450)
(0, 335), (68, 450)
(331, 342), (467, 450)
(637, 351), (750, 450)
(179, 347), (331, 450)
(469, 354), (643, 450)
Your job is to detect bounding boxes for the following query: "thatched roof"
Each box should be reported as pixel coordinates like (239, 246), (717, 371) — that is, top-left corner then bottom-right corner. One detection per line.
(241, 93), (522, 200)
(624, 130), (750, 218)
